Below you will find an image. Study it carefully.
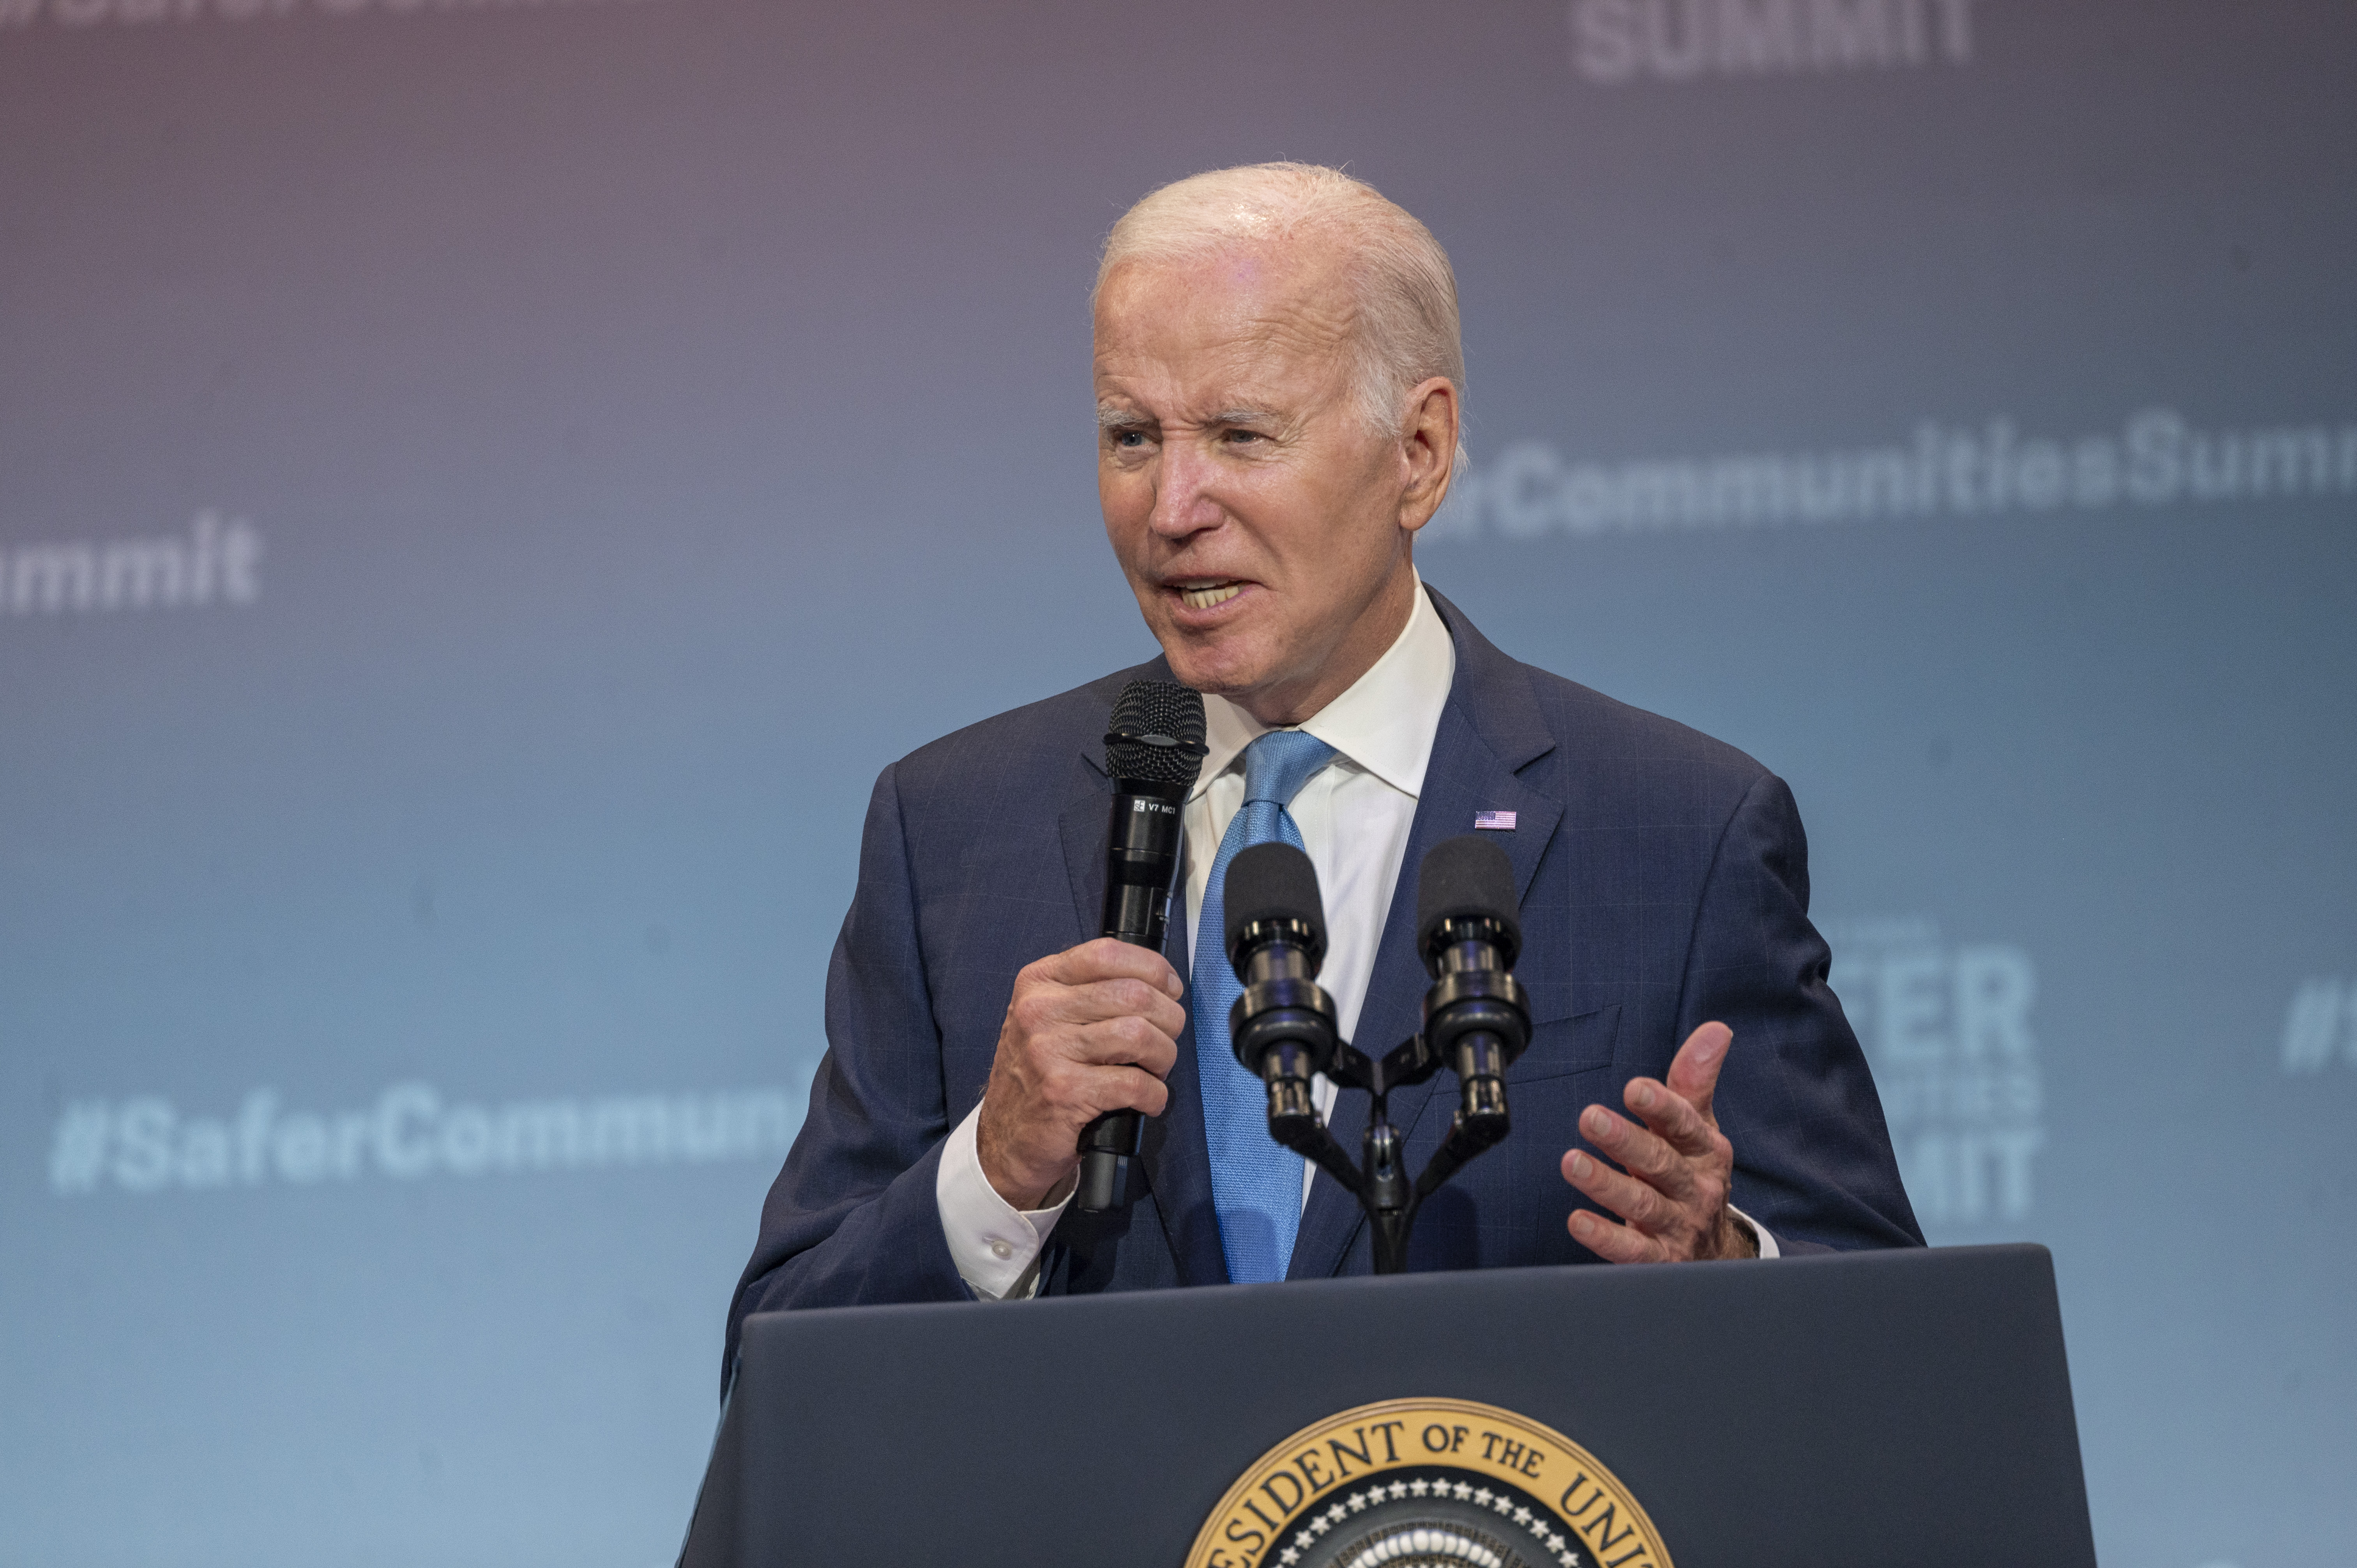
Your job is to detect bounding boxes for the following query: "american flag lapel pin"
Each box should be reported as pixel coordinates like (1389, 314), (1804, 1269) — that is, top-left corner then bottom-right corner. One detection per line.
(1473, 810), (1517, 831)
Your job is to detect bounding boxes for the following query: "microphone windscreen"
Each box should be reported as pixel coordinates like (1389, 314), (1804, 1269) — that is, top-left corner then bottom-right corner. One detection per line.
(1223, 842), (1326, 962)
(1416, 835), (1521, 959)
(1105, 680), (1208, 787)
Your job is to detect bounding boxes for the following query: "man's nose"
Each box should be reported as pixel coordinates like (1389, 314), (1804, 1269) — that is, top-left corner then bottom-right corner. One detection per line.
(1146, 441), (1224, 539)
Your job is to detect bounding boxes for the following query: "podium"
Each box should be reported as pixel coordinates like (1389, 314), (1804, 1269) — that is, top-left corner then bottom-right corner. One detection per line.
(680, 1244), (2094, 1568)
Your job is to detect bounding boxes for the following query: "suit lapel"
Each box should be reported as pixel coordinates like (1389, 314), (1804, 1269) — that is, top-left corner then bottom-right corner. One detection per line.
(1057, 788), (1110, 951)
(1286, 589), (1564, 1280)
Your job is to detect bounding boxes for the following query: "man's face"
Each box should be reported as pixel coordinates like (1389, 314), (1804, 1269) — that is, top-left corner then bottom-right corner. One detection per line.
(1094, 242), (1426, 725)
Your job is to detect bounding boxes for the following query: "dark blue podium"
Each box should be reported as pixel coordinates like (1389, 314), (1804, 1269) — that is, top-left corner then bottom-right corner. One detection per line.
(681, 1244), (2093, 1568)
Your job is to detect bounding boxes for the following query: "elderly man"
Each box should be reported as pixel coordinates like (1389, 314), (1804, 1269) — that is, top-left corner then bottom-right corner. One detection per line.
(725, 164), (1918, 1384)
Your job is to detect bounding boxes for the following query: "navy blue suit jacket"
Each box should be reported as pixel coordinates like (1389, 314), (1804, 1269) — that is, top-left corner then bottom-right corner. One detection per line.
(726, 588), (1921, 1386)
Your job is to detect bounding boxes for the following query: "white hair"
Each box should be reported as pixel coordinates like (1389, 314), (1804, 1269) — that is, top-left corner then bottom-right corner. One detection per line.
(1095, 162), (1467, 470)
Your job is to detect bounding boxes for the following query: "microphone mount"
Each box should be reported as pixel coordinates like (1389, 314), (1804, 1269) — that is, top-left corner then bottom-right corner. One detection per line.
(1226, 837), (1532, 1274)
(1248, 1002), (1528, 1277)
(1228, 911), (1337, 1143)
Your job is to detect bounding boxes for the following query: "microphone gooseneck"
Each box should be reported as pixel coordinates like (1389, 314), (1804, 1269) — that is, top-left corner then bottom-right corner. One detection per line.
(1073, 680), (1208, 1214)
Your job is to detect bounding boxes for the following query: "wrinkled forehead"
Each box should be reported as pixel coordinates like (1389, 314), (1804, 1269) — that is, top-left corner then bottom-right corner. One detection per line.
(1092, 241), (1358, 393)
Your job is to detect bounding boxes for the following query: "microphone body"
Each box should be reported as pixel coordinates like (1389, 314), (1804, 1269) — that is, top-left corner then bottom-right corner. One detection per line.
(1415, 836), (1533, 1142)
(1098, 777), (1187, 950)
(1073, 681), (1207, 1213)
(1221, 842), (1339, 1143)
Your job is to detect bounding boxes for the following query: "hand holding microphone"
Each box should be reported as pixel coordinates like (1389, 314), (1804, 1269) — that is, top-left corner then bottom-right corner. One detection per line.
(975, 938), (1187, 1211)
(974, 681), (1206, 1214)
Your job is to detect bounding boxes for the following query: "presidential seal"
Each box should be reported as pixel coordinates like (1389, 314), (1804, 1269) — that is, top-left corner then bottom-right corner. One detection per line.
(1185, 1398), (1670, 1568)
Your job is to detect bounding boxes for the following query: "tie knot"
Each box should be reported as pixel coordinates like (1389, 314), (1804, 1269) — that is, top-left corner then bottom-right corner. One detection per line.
(1240, 729), (1336, 808)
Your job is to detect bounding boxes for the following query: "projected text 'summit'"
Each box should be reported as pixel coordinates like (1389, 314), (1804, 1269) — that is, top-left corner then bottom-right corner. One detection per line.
(1, 511), (261, 618)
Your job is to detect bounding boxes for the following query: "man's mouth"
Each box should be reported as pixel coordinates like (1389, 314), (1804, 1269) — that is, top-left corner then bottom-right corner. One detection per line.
(1175, 581), (1244, 610)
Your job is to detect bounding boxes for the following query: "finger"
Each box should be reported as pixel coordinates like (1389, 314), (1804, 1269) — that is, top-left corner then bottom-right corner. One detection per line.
(1036, 975), (1189, 1037)
(1567, 1207), (1666, 1264)
(1664, 1021), (1732, 1125)
(1561, 1148), (1682, 1236)
(1580, 1102), (1698, 1205)
(1084, 1062), (1171, 1120)
(1045, 1015), (1181, 1080)
(1011, 972), (1186, 1043)
(1050, 938), (1186, 999)
(1622, 1075), (1717, 1161)
(1092, 1015), (1181, 1078)
(1027, 1047), (1177, 1127)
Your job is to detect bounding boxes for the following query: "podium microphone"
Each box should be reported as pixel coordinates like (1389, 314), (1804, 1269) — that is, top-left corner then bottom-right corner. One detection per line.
(1073, 679), (1207, 1213)
(1415, 835), (1532, 1135)
(1222, 842), (1339, 1140)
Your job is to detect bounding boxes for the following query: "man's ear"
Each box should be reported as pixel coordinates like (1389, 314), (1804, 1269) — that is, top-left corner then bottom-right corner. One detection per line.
(1396, 377), (1461, 535)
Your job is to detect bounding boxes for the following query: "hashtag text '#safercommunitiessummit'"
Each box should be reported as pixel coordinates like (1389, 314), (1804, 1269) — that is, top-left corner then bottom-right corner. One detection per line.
(48, 1082), (802, 1194)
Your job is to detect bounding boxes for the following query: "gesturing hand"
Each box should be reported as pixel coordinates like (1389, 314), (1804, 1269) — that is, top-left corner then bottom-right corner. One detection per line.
(1560, 1021), (1755, 1263)
(976, 938), (1187, 1211)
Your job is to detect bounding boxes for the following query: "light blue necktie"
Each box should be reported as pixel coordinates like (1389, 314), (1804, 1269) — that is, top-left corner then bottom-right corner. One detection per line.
(1194, 728), (1337, 1284)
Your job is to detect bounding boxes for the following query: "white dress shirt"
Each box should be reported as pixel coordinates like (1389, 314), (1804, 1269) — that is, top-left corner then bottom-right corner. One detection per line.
(936, 574), (1773, 1298)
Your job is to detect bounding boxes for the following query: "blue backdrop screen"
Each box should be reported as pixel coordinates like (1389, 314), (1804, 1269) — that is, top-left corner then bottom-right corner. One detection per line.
(3, 4), (2351, 1565)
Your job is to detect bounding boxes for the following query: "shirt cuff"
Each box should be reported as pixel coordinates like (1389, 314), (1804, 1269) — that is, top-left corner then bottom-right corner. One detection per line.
(1726, 1203), (1780, 1259)
(935, 1101), (1072, 1300)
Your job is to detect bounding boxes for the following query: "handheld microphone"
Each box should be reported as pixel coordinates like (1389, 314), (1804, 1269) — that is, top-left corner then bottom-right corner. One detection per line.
(1073, 679), (1207, 1213)
(1415, 835), (1532, 1133)
(1222, 842), (1338, 1142)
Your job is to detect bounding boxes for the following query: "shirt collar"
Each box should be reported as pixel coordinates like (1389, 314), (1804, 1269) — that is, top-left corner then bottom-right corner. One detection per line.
(1192, 571), (1457, 802)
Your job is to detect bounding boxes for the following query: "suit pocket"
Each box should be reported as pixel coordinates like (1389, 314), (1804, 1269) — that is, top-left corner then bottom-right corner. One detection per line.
(1431, 999), (1620, 1095)
(1507, 1001), (1620, 1084)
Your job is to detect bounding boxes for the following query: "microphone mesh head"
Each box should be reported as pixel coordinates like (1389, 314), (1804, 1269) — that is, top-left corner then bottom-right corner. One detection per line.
(1223, 842), (1327, 967)
(1104, 680), (1208, 787)
(1416, 834), (1521, 963)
